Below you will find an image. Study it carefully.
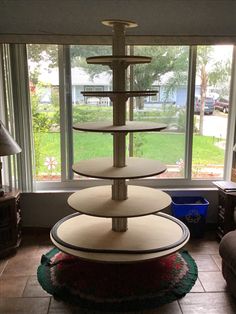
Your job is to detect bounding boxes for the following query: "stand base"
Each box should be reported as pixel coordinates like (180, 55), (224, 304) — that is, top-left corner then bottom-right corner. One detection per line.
(51, 213), (190, 263)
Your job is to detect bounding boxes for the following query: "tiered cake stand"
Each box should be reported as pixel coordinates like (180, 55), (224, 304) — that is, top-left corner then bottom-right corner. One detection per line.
(51, 19), (189, 263)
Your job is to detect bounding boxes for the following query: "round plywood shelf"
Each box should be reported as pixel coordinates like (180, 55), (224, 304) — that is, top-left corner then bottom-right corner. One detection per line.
(73, 121), (167, 133)
(81, 91), (158, 99)
(68, 185), (171, 218)
(72, 157), (166, 179)
(50, 213), (190, 263)
(102, 19), (138, 28)
(86, 55), (151, 66)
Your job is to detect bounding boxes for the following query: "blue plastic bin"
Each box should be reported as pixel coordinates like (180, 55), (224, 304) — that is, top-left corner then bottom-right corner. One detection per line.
(171, 196), (209, 238)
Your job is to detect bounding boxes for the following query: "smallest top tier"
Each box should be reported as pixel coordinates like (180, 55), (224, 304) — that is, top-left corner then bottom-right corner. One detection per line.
(102, 19), (138, 28)
(86, 56), (151, 67)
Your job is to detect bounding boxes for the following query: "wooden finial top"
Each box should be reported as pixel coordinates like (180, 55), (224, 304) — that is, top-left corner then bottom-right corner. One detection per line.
(102, 19), (138, 28)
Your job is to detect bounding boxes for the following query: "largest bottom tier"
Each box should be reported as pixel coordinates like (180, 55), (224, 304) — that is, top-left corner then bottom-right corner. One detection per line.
(51, 213), (189, 263)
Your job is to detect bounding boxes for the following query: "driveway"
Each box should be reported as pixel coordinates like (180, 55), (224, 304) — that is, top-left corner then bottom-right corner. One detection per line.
(196, 111), (228, 139)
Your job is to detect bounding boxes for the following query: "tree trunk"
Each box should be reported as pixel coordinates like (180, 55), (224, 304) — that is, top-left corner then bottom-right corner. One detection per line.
(199, 65), (208, 135)
(136, 97), (145, 110)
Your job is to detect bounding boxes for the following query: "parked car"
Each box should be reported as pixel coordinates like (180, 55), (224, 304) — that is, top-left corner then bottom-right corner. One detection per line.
(214, 97), (229, 113)
(194, 96), (214, 115)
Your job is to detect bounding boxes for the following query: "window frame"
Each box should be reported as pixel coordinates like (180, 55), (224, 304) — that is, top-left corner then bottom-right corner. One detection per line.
(37, 44), (236, 191)
(2, 41), (236, 192)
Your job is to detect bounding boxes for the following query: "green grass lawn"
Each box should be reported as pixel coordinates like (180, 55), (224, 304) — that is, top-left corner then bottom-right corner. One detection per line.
(192, 134), (225, 164)
(34, 131), (225, 174)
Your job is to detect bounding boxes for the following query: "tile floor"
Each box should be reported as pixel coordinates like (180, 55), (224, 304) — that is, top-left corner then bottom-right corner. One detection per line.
(0, 230), (236, 313)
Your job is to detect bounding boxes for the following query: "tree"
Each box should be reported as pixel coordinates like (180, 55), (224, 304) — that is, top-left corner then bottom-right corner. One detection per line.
(70, 45), (111, 73)
(29, 45), (190, 110)
(27, 44), (58, 85)
(28, 44), (232, 137)
(70, 45), (189, 109)
(197, 46), (231, 135)
(27, 44), (58, 66)
(164, 46), (232, 135)
(133, 46), (189, 109)
(197, 47), (211, 136)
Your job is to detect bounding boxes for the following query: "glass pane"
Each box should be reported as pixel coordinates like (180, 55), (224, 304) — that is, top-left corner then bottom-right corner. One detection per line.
(27, 44), (61, 181)
(70, 45), (113, 178)
(132, 46), (189, 178)
(192, 45), (233, 179)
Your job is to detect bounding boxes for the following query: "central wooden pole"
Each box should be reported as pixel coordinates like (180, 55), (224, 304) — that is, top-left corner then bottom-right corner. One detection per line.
(111, 22), (128, 231)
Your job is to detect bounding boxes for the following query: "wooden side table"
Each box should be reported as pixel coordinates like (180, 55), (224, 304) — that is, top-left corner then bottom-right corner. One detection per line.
(213, 181), (236, 239)
(0, 187), (21, 258)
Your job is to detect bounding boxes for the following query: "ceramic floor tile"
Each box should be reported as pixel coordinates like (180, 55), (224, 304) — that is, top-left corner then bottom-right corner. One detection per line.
(36, 244), (54, 258)
(0, 297), (50, 314)
(23, 276), (49, 297)
(190, 254), (219, 271)
(3, 256), (40, 276)
(13, 243), (39, 258)
(185, 240), (219, 255)
(211, 254), (222, 270)
(0, 275), (28, 297)
(198, 271), (227, 292)
(179, 292), (236, 313)
(189, 278), (204, 292)
(2, 230), (235, 314)
(0, 259), (8, 276)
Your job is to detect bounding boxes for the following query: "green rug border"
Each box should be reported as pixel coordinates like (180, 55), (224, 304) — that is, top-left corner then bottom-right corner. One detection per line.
(37, 248), (198, 312)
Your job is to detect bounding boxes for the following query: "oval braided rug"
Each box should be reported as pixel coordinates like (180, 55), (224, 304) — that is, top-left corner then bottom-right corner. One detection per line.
(37, 248), (197, 312)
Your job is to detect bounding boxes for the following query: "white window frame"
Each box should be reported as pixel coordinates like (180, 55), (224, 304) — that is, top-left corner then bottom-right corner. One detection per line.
(37, 44), (236, 191)
(2, 42), (236, 192)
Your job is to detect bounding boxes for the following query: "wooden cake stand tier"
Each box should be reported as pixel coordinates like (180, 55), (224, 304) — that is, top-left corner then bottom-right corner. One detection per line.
(68, 185), (171, 218)
(50, 213), (190, 263)
(81, 91), (158, 99)
(72, 157), (166, 179)
(86, 55), (151, 66)
(73, 121), (167, 133)
(102, 19), (138, 28)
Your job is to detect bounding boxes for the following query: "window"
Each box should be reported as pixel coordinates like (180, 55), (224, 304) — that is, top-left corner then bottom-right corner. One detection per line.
(70, 46), (113, 176)
(2, 43), (234, 190)
(192, 46), (233, 180)
(131, 46), (189, 179)
(27, 44), (61, 182)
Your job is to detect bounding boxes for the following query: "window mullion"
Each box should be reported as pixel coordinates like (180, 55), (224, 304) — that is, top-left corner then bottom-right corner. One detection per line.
(128, 45), (134, 157)
(58, 45), (73, 181)
(184, 46), (197, 179)
(224, 45), (236, 180)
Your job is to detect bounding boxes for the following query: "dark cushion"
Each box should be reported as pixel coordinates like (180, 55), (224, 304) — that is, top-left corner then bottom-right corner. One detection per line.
(219, 231), (236, 273)
(222, 260), (236, 298)
(219, 231), (236, 298)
